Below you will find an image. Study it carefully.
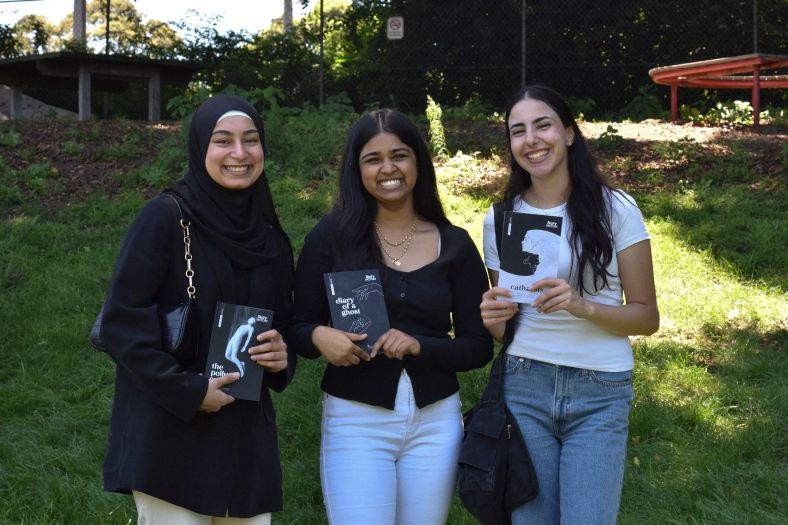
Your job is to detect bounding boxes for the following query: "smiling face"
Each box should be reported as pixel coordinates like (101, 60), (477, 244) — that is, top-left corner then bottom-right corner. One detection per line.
(204, 115), (265, 190)
(507, 97), (574, 183)
(358, 132), (418, 208)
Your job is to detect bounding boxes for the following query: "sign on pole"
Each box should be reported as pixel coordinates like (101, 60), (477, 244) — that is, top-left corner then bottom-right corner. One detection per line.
(387, 17), (404, 40)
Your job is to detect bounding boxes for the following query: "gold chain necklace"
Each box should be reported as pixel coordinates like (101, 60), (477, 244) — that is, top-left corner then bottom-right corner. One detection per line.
(374, 219), (418, 247)
(375, 226), (416, 266)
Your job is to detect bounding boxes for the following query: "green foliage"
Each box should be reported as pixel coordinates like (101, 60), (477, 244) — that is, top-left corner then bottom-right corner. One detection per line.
(166, 82), (214, 120)
(19, 162), (57, 194)
(617, 85), (668, 122)
(0, 128), (22, 147)
(681, 100), (772, 126)
(567, 96), (597, 122)
(0, 23), (21, 58)
(426, 96), (449, 160)
(442, 96), (496, 122)
(594, 125), (627, 149)
(61, 140), (85, 156)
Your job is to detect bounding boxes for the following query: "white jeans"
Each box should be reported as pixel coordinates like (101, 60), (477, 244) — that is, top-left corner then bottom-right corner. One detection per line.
(320, 370), (463, 525)
(133, 491), (271, 525)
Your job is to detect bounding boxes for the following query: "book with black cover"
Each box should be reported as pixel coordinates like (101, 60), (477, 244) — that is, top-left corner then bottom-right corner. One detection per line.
(323, 269), (390, 354)
(204, 302), (274, 402)
(498, 211), (563, 304)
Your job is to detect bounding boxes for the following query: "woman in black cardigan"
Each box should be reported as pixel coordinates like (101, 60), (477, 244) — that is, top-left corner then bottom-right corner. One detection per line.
(100, 95), (295, 524)
(290, 109), (493, 524)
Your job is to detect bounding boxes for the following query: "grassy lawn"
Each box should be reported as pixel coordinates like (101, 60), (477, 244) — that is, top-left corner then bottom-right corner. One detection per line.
(0, 111), (785, 524)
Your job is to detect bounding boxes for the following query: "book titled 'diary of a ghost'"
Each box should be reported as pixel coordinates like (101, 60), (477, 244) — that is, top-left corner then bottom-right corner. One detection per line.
(498, 211), (563, 304)
(204, 301), (273, 402)
(323, 269), (390, 354)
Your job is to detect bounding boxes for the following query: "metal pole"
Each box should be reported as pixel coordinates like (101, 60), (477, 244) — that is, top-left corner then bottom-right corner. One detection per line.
(105, 0), (110, 54)
(521, 0), (526, 85)
(319, 0), (324, 107)
(753, 0), (758, 53)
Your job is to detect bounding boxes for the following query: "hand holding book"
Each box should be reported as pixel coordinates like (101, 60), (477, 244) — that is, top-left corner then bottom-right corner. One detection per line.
(311, 325), (371, 366)
(247, 328), (288, 373)
(528, 277), (590, 318)
(370, 328), (421, 360)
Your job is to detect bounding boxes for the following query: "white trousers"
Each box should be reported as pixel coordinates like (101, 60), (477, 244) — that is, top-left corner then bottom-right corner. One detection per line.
(133, 491), (271, 525)
(320, 370), (463, 525)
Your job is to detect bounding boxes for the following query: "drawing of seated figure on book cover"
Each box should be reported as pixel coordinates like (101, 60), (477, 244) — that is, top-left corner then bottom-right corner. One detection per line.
(225, 317), (256, 377)
(520, 228), (560, 280)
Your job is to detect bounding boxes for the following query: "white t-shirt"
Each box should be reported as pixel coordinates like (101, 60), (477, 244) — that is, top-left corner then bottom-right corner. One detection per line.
(483, 190), (649, 371)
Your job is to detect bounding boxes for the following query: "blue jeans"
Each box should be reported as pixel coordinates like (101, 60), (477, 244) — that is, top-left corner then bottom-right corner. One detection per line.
(502, 356), (633, 525)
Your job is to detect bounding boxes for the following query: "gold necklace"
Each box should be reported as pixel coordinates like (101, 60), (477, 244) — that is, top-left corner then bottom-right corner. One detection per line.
(374, 219), (418, 247)
(376, 227), (416, 266)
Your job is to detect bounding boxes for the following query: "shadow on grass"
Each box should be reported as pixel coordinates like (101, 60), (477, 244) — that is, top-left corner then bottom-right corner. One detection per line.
(625, 321), (788, 522)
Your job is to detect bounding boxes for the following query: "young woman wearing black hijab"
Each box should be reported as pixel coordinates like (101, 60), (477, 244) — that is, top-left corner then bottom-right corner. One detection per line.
(100, 95), (295, 524)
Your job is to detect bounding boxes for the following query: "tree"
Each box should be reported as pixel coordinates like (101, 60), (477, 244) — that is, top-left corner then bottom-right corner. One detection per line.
(77, 0), (181, 56)
(0, 24), (21, 58)
(13, 14), (56, 55)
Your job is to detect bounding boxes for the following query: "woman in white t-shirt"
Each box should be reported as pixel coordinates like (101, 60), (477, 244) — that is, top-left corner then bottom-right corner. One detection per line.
(480, 84), (659, 525)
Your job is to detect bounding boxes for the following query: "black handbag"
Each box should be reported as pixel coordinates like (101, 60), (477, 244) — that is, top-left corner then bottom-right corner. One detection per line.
(457, 348), (539, 524)
(90, 194), (199, 362)
(456, 198), (538, 524)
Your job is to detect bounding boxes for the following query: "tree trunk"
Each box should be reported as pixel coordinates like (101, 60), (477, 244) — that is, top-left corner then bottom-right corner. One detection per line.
(73, 0), (86, 42)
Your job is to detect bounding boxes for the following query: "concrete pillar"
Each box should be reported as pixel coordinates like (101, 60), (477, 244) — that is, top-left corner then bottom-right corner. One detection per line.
(10, 86), (23, 119)
(78, 65), (91, 120)
(148, 71), (161, 120)
(73, 0), (86, 43)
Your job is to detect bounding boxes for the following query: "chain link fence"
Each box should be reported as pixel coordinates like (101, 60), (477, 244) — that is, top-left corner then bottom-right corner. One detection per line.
(315, 0), (786, 116)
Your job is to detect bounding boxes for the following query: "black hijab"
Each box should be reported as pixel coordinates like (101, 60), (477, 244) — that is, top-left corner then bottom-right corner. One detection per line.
(168, 95), (285, 269)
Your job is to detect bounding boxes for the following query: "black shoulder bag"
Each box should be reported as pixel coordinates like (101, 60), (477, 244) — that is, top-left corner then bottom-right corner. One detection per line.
(457, 200), (538, 525)
(89, 194), (199, 363)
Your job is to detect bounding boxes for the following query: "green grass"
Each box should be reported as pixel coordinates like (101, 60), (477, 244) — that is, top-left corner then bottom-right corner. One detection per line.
(0, 111), (785, 524)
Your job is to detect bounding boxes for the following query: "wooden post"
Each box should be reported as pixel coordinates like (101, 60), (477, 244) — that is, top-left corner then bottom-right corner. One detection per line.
(148, 72), (161, 121)
(670, 84), (678, 121)
(78, 65), (91, 120)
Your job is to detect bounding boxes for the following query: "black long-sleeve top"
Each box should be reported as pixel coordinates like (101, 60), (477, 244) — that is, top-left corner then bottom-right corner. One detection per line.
(290, 216), (493, 409)
(101, 195), (295, 517)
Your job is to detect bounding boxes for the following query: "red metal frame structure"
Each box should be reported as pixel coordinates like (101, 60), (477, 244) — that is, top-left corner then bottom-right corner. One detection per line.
(649, 53), (788, 126)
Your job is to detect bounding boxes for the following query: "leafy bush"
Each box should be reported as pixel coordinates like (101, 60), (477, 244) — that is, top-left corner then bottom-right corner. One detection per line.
(594, 125), (626, 149)
(61, 140), (84, 156)
(426, 96), (448, 159)
(0, 128), (22, 147)
(442, 96), (496, 122)
(566, 96), (596, 121)
(618, 85), (668, 122)
(680, 100), (777, 126)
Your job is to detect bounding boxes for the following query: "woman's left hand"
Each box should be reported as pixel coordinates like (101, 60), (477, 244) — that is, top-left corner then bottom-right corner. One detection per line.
(530, 278), (590, 318)
(370, 329), (420, 360)
(248, 329), (289, 373)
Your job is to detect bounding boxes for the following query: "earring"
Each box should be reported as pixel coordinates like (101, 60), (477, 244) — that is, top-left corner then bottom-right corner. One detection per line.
(567, 138), (574, 147)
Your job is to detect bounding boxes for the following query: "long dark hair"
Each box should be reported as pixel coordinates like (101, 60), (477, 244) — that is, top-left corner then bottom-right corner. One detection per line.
(502, 84), (616, 295)
(330, 109), (449, 269)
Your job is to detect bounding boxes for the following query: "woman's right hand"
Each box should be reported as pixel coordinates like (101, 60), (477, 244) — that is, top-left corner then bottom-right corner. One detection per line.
(480, 287), (519, 341)
(199, 373), (239, 413)
(312, 325), (371, 367)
